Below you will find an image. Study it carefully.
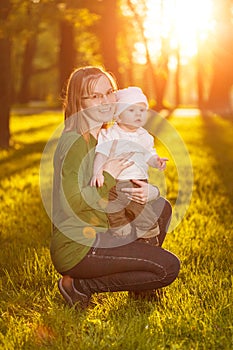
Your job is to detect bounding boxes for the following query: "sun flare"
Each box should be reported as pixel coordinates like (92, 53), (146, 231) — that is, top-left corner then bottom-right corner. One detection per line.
(135, 0), (214, 63)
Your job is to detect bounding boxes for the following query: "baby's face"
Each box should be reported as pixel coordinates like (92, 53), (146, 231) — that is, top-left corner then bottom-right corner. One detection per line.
(117, 102), (148, 132)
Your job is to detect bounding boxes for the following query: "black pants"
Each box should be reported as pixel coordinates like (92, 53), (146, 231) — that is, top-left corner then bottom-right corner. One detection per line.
(62, 198), (180, 297)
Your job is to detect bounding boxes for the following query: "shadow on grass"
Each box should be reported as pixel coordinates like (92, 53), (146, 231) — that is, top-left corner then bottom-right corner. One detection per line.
(11, 106), (61, 116)
(0, 141), (47, 180)
(201, 113), (233, 204)
(12, 120), (60, 137)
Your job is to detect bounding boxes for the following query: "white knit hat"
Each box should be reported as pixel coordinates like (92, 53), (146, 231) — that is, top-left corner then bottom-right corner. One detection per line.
(115, 87), (148, 116)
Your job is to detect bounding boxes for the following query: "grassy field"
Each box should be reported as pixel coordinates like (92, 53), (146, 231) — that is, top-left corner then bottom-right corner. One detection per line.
(0, 109), (232, 349)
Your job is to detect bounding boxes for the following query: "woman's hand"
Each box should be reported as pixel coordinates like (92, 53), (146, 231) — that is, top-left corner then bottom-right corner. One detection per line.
(102, 140), (134, 179)
(120, 179), (160, 204)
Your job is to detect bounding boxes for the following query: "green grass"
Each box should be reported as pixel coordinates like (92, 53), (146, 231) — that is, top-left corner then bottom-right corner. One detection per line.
(0, 110), (232, 349)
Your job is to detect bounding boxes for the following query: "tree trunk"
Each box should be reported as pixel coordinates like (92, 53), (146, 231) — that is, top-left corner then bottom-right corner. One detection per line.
(18, 34), (37, 104)
(58, 20), (76, 96)
(98, 0), (121, 86)
(207, 0), (233, 114)
(154, 44), (169, 111)
(197, 41), (204, 109)
(152, 2), (169, 111)
(175, 47), (181, 107)
(0, 0), (11, 149)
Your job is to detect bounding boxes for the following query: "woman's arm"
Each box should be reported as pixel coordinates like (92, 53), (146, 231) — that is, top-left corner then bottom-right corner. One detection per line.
(62, 138), (115, 216)
(62, 138), (134, 215)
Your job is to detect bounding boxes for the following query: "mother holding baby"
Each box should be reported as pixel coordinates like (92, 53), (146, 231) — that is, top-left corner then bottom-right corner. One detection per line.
(51, 65), (180, 308)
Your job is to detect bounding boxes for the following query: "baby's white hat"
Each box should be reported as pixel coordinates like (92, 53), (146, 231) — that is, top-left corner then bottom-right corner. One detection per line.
(115, 87), (148, 116)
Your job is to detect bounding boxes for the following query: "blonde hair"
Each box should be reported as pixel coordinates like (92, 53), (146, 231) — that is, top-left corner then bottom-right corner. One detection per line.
(63, 66), (117, 121)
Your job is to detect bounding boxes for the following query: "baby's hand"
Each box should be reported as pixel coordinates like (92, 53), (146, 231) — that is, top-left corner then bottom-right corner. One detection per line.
(90, 173), (105, 187)
(157, 156), (168, 171)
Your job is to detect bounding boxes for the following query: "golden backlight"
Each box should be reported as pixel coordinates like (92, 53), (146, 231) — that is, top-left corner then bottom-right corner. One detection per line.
(135, 0), (214, 63)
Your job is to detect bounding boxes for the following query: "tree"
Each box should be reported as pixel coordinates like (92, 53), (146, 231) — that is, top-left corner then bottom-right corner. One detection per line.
(126, 0), (155, 89)
(58, 18), (76, 95)
(207, 0), (233, 114)
(17, 1), (47, 103)
(174, 45), (181, 107)
(196, 38), (204, 109)
(154, 37), (169, 111)
(18, 33), (38, 103)
(95, 0), (121, 85)
(0, 0), (11, 148)
(57, 1), (102, 94)
(0, 0), (60, 147)
(125, 0), (169, 110)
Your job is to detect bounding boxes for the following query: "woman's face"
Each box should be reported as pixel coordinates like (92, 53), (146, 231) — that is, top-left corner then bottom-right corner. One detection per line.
(81, 76), (116, 124)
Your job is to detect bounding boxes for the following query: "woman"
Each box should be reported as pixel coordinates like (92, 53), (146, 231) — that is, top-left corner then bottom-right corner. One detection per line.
(51, 66), (180, 308)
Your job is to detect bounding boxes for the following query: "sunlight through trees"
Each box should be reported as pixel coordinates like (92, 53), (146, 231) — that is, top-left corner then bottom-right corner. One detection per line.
(0, 0), (233, 148)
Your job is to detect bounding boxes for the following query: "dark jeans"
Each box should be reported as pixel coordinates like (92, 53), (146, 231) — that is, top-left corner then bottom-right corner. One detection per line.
(62, 198), (180, 297)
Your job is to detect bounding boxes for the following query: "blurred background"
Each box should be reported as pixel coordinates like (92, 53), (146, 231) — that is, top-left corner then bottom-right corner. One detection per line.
(0, 0), (233, 148)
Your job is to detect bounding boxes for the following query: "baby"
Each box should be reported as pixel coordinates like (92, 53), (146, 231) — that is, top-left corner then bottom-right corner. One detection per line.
(91, 87), (168, 245)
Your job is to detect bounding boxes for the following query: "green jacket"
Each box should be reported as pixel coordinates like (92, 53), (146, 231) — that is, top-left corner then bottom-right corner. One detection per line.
(50, 131), (115, 273)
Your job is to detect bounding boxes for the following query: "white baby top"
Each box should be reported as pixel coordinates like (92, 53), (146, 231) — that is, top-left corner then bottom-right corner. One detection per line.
(96, 123), (157, 180)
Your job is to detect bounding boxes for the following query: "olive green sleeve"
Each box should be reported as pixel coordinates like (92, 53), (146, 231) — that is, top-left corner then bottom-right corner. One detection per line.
(62, 138), (116, 216)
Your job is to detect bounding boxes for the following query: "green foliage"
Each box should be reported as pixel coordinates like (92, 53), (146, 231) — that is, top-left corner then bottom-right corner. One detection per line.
(7, 0), (102, 102)
(0, 110), (232, 349)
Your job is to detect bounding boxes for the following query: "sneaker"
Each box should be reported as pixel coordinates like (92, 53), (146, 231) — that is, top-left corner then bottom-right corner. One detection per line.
(58, 277), (89, 309)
